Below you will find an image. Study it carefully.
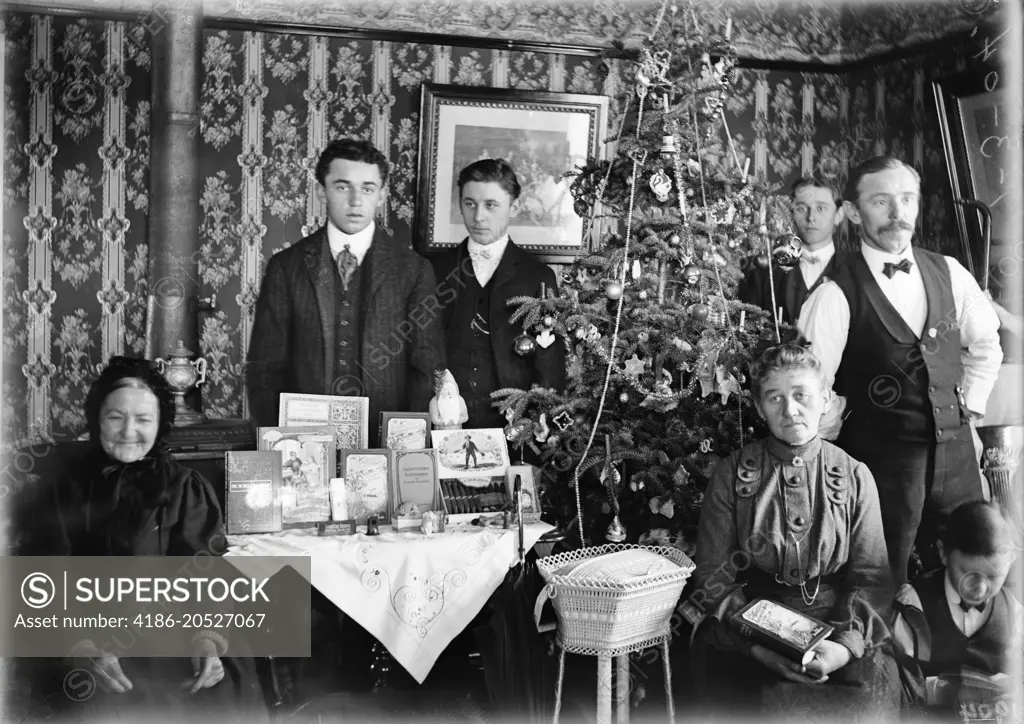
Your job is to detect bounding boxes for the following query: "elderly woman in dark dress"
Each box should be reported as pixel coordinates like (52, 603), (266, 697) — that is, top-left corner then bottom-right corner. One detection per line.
(18, 357), (269, 724)
(689, 344), (901, 722)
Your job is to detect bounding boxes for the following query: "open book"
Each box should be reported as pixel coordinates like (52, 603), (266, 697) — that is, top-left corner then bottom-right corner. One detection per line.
(729, 598), (834, 667)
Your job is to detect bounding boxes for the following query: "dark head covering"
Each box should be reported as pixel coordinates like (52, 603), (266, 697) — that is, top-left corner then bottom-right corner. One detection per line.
(85, 355), (176, 453)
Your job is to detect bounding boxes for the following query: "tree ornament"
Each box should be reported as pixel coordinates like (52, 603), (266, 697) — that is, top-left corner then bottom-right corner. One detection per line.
(755, 254), (770, 268)
(699, 439), (713, 453)
(619, 391), (630, 403)
(668, 233), (681, 246)
(690, 303), (710, 321)
(727, 238), (740, 249)
(649, 169), (672, 203)
(683, 264), (701, 285)
(637, 331), (649, 343)
(605, 515), (627, 542)
(551, 410), (573, 431)
(757, 224), (769, 235)
(605, 280), (623, 300)
(513, 334), (537, 357)
(623, 354), (647, 378)
(535, 329), (556, 349)
(659, 134), (678, 159)
(638, 290), (649, 301)
(573, 412), (589, 426)
(771, 234), (803, 268)
(542, 315), (555, 328)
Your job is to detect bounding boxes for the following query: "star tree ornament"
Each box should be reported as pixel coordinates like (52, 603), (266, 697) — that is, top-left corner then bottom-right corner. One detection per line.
(623, 354), (647, 378)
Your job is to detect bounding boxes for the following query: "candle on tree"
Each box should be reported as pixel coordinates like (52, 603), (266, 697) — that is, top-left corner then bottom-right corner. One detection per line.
(742, 157), (750, 182)
(759, 198), (767, 226)
(725, 17), (732, 41)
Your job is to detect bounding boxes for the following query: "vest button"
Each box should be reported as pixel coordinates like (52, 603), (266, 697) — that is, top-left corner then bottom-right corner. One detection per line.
(340, 320), (349, 326)
(794, 516), (806, 526)
(340, 341), (348, 347)
(950, 404), (956, 411)
(929, 386), (936, 393)
(788, 475), (803, 486)
(792, 456), (804, 467)
(937, 430), (944, 438)
(790, 568), (800, 578)
(934, 406), (941, 414)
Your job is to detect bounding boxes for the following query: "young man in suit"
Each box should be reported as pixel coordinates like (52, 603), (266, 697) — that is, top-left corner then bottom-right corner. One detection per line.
(246, 138), (445, 444)
(431, 158), (566, 430)
(798, 156), (1002, 585)
(739, 176), (849, 324)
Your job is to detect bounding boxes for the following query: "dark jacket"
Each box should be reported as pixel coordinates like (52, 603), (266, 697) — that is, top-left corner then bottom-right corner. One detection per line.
(431, 239), (566, 394)
(738, 249), (849, 325)
(246, 227), (446, 436)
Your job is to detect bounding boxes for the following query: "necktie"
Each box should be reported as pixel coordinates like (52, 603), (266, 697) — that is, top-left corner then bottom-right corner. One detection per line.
(469, 246), (496, 262)
(882, 258), (913, 278)
(959, 598), (984, 613)
(336, 245), (358, 291)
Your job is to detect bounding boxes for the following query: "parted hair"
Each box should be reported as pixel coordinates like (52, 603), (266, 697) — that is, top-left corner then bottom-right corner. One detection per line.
(749, 343), (825, 400)
(941, 501), (1015, 557)
(791, 175), (842, 206)
(85, 356), (176, 445)
(315, 138), (390, 186)
(457, 158), (522, 201)
(844, 155), (920, 202)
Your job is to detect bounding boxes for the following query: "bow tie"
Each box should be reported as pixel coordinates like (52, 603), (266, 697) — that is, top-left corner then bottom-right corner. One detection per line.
(801, 252), (822, 266)
(882, 259), (913, 278)
(959, 598), (986, 613)
(469, 247), (496, 262)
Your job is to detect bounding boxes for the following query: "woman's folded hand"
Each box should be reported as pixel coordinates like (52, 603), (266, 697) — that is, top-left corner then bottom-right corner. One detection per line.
(81, 653), (133, 694)
(750, 644), (828, 684)
(184, 637), (225, 693)
(802, 640), (852, 679)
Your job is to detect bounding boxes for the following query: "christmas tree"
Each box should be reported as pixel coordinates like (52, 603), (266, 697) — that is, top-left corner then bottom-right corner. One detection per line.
(495, 3), (801, 549)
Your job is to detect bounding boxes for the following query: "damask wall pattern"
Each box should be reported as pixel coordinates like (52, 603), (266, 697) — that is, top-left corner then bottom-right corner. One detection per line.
(3, 15), (151, 447)
(1, 12), (974, 443)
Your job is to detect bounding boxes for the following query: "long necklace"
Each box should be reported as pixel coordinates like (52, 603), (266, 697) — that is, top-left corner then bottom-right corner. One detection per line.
(774, 455), (824, 606)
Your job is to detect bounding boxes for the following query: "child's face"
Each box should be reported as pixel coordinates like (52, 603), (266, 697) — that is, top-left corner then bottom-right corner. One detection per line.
(755, 368), (830, 446)
(944, 548), (1016, 606)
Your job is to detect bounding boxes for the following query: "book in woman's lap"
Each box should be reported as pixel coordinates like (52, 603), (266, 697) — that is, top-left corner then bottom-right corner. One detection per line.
(729, 598), (834, 667)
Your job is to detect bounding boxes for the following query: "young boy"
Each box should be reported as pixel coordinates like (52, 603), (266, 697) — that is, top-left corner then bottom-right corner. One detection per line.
(892, 501), (1022, 719)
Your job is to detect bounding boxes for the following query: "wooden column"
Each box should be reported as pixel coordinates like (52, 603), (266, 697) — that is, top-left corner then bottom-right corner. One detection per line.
(146, 3), (203, 369)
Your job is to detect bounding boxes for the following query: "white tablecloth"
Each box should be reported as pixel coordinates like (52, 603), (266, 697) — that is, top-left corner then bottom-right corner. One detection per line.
(223, 522), (553, 683)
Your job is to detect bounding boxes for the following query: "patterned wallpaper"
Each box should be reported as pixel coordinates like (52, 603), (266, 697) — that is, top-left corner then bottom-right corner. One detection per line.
(0, 12), (979, 443)
(3, 0), (992, 65)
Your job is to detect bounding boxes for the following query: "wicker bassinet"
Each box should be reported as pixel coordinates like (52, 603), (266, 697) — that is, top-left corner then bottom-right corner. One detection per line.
(534, 543), (695, 656)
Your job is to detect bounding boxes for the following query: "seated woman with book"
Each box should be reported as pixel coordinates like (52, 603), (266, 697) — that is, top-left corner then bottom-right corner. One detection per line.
(689, 344), (900, 721)
(15, 357), (269, 724)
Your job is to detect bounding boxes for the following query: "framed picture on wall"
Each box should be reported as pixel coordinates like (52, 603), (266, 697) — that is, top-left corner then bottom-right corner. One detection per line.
(417, 83), (610, 263)
(933, 73), (1015, 283)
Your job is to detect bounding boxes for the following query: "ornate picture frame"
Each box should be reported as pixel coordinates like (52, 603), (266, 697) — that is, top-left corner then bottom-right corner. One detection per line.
(933, 73), (1013, 279)
(417, 83), (610, 263)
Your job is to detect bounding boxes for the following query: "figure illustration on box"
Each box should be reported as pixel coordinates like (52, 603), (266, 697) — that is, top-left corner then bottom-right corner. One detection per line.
(435, 432), (505, 472)
(387, 417), (429, 450)
(462, 435), (480, 468)
(430, 369), (469, 429)
(345, 454), (389, 521)
(269, 439), (330, 522)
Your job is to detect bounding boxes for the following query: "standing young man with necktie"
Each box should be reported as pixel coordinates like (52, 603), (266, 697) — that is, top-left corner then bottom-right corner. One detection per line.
(798, 156), (1002, 585)
(431, 158), (566, 429)
(246, 139), (445, 443)
(738, 175), (849, 325)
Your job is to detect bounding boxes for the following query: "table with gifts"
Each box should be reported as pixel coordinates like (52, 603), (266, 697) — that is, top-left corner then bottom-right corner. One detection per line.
(223, 522), (552, 683)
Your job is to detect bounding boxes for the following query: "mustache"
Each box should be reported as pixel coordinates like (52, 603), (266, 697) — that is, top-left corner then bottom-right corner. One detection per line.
(881, 222), (915, 233)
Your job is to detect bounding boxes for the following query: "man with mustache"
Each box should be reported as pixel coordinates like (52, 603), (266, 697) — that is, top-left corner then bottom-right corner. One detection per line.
(798, 156), (1002, 585)
(739, 176), (849, 325)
